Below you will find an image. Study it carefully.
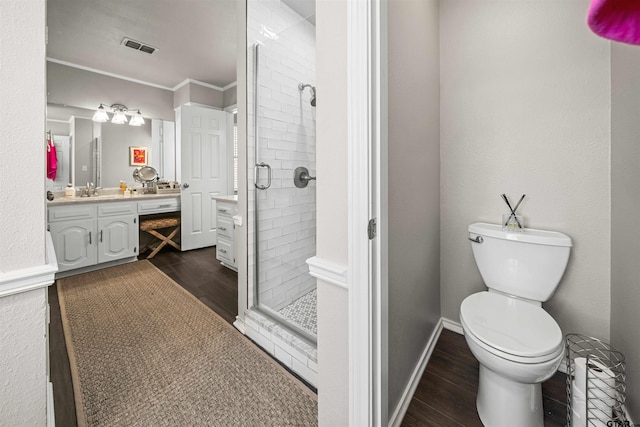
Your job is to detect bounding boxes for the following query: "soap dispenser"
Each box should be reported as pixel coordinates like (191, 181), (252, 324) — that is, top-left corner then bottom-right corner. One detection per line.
(64, 183), (76, 198)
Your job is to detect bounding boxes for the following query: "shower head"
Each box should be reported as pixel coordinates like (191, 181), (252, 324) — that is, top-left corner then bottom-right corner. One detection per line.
(298, 83), (316, 107)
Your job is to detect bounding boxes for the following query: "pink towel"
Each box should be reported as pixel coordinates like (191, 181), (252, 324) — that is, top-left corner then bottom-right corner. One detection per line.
(588, 0), (640, 45)
(47, 139), (57, 180)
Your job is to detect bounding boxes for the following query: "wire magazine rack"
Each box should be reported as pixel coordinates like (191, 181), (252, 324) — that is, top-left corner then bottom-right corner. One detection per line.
(566, 334), (627, 427)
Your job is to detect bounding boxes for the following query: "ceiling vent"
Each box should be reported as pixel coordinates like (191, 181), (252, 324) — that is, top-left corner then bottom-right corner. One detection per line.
(121, 37), (157, 55)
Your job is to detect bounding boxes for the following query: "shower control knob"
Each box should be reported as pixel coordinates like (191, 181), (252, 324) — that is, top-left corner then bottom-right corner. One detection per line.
(294, 167), (316, 188)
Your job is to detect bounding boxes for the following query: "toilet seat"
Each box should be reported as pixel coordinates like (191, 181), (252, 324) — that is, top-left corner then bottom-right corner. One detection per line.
(460, 291), (563, 364)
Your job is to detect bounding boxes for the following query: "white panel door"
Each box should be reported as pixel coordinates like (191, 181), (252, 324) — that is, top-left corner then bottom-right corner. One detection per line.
(179, 105), (228, 251)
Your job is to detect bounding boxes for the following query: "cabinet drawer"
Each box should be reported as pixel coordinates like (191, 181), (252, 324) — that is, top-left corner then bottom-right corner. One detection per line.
(217, 216), (234, 239)
(138, 198), (181, 214)
(216, 238), (234, 264)
(48, 205), (96, 223)
(98, 202), (136, 217)
(216, 203), (235, 217)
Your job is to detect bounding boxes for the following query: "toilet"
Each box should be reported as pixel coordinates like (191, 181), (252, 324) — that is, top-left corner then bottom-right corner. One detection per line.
(460, 222), (572, 427)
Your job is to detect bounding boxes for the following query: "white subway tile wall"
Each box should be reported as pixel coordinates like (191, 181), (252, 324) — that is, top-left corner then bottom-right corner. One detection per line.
(248, 0), (317, 315)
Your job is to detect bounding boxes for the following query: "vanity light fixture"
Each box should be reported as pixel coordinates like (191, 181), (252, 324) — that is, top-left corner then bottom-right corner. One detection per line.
(129, 109), (145, 127)
(92, 104), (145, 126)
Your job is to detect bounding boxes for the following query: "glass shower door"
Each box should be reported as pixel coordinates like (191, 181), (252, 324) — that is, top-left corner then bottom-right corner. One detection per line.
(249, 16), (317, 341)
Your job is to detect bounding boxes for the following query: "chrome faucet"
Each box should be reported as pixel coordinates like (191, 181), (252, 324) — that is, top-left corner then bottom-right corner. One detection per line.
(86, 182), (97, 196)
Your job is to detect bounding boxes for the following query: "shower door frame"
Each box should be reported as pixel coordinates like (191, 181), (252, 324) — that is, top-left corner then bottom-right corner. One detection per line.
(251, 40), (318, 344)
(235, 0), (386, 423)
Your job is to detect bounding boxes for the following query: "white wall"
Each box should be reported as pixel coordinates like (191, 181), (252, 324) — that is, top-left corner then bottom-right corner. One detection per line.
(0, 0), (50, 424)
(387, 0), (441, 417)
(610, 42), (640, 422)
(440, 0), (612, 341)
(247, 0), (317, 311)
(316, 0), (349, 424)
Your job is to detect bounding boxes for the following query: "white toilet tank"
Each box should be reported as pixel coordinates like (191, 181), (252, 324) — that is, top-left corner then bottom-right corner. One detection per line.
(468, 223), (572, 302)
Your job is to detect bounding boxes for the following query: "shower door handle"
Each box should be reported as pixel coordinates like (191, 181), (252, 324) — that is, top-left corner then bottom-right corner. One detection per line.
(254, 162), (272, 190)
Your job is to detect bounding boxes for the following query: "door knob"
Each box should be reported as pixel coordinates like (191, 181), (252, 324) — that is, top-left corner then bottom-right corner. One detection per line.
(182, 183), (189, 189)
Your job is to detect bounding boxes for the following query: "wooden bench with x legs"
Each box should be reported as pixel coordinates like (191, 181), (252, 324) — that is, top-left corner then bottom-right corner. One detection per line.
(139, 216), (181, 259)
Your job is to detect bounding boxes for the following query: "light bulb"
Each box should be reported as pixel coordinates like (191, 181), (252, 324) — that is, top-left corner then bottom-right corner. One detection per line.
(129, 110), (145, 126)
(92, 104), (109, 122)
(111, 109), (128, 124)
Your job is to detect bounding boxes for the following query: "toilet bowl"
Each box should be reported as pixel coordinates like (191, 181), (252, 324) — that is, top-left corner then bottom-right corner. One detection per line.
(461, 223), (572, 427)
(460, 291), (564, 427)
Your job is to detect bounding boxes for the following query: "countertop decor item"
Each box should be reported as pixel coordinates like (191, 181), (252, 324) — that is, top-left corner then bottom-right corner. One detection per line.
(501, 193), (525, 230)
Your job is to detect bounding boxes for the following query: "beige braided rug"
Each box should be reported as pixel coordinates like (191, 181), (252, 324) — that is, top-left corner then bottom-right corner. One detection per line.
(57, 260), (318, 427)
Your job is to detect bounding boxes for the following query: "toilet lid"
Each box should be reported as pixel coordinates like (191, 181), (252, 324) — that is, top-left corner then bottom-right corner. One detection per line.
(460, 292), (562, 358)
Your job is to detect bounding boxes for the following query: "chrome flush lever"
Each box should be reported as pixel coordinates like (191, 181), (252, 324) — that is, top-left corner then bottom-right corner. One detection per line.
(468, 235), (484, 244)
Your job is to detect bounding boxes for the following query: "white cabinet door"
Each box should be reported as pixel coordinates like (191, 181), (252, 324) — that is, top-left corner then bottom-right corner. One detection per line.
(178, 105), (228, 251)
(49, 218), (97, 272)
(97, 215), (138, 263)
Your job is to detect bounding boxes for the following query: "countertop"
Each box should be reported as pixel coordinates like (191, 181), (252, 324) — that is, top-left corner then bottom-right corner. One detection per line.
(212, 195), (238, 204)
(48, 192), (180, 206)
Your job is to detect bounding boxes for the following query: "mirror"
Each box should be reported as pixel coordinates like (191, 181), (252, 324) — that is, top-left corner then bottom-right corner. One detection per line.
(45, 0), (237, 191)
(133, 166), (158, 183)
(46, 104), (174, 191)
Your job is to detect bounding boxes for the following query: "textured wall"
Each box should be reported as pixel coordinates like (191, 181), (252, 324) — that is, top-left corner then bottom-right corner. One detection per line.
(387, 0), (441, 417)
(0, 290), (48, 425)
(247, 0), (317, 311)
(440, 0), (612, 340)
(611, 42), (640, 423)
(0, 0), (49, 424)
(0, 0), (47, 271)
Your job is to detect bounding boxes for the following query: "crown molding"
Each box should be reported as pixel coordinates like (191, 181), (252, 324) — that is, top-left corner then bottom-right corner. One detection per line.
(47, 57), (174, 90)
(47, 58), (238, 93)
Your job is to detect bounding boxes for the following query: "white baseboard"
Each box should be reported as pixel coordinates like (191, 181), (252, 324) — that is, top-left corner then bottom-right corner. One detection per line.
(442, 317), (463, 335)
(388, 319), (444, 427)
(47, 380), (55, 427)
(233, 317), (247, 334)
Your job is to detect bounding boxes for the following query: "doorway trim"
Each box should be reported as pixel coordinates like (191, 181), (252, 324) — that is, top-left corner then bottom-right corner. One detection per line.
(348, 0), (387, 425)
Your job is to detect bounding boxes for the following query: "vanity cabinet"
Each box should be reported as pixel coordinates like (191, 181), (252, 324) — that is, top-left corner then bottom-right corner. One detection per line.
(49, 217), (97, 271)
(49, 202), (138, 274)
(215, 200), (237, 270)
(96, 203), (138, 263)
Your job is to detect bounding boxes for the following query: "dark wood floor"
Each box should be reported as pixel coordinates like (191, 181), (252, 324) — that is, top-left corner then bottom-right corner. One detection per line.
(50, 247), (567, 427)
(401, 328), (567, 426)
(48, 246), (238, 427)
